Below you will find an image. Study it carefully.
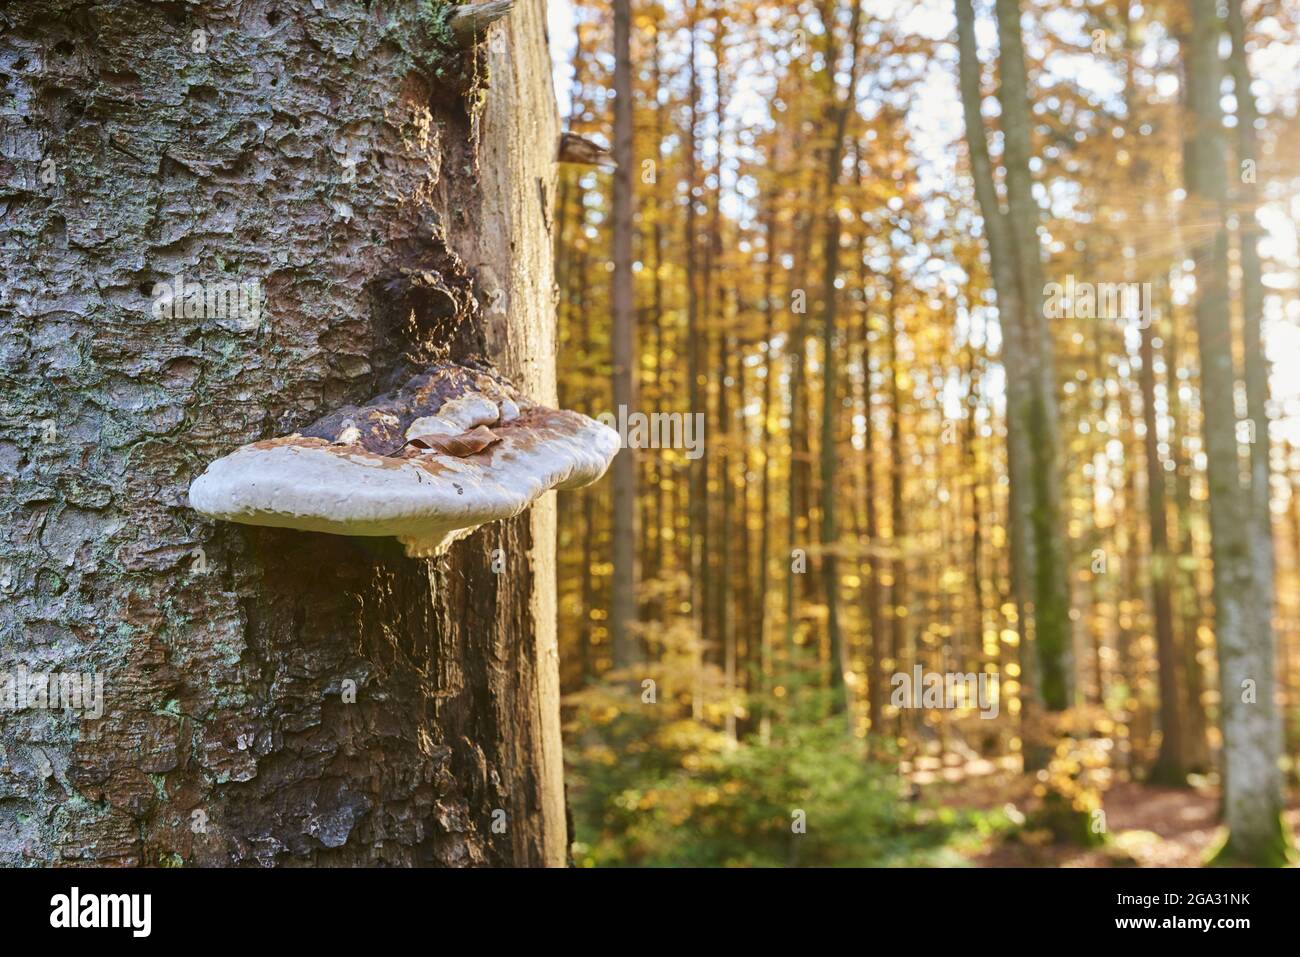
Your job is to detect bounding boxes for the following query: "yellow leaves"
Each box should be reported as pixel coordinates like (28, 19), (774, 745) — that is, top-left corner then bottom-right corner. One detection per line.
(695, 787), (721, 807)
(939, 567), (965, 591)
(582, 744), (618, 767)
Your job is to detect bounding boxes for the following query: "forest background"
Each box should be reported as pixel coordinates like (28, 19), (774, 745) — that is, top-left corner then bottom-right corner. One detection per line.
(548, 0), (1300, 867)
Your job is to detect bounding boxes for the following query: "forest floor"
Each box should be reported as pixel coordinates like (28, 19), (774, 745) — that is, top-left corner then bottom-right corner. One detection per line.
(910, 757), (1300, 867)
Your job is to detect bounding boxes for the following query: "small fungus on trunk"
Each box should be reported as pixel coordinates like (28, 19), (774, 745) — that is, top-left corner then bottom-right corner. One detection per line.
(189, 363), (619, 557)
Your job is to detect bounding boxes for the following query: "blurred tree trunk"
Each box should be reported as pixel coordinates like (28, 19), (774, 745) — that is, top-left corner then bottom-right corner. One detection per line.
(648, 16), (667, 590)
(0, 0), (565, 866)
(962, 311), (987, 708)
(1226, 0), (1279, 757)
(1185, 0), (1288, 866)
(815, 0), (863, 718)
(1165, 293), (1211, 769)
(757, 206), (779, 742)
(855, 161), (886, 740)
(1123, 7), (1186, 783)
(954, 0), (1045, 763)
(1166, 17), (1216, 772)
(1140, 305), (1185, 782)
(993, 0), (1072, 712)
(706, 10), (727, 676)
(885, 264), (909, 729)
(721, 328), (737, 743)
(610, 0), (637, 670)
(685, 1), (706, 719)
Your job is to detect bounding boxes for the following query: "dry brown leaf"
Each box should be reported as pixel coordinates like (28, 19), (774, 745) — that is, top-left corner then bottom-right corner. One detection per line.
(406, 425), (501, 457)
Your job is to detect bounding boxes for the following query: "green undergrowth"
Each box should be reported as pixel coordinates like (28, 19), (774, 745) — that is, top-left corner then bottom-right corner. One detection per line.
(564, 677), (1015, 867)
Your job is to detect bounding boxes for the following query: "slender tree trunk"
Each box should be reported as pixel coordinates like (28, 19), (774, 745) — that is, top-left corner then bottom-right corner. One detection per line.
(1165, 290), (1211, 768)
(722, 330), (737, 743)
(954, 0), (1045, 765)
(1226, 0), (1280, 780)
(734, 336), (754, 722)
(815, 0), (863, 718)
(0, 0), (565, 866)
(856, 171), (886, 740)
(609, 0), (638, 671)
(1185, 0), (1288, 866)
(649, 18), (667, 588)
(993, 0), (1071, 711)
(685, 1), (705, 718)
(784, 198), (820, 659)
(1288, 446), (1300, 768)
(1140, 302), (1186, 782)
(1290, 443), (1300, 765)
(962, 311), (987, 707)
(575, 234), (596, 682)
(885, 265), (909, 728)
(757, 207), (779, 742)
(701, 11), (727, 671)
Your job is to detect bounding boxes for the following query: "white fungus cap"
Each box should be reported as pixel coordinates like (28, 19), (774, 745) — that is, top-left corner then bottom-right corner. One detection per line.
(190, 379), (619, 557)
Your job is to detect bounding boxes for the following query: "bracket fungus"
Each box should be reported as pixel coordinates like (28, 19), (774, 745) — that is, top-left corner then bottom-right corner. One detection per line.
(189, 363), (619, 557)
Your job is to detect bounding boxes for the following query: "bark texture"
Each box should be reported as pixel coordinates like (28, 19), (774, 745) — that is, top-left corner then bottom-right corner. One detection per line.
(0, 0), (565, 866)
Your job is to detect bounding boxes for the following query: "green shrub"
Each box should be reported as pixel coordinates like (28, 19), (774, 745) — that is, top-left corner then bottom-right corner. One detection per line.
(565, 678), (1008, 867)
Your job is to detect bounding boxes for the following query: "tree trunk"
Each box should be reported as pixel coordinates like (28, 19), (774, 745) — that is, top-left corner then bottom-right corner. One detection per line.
(953, 0), (1046, 765)
(756, 206), (778, 742)
(993, 0), (1071, 712)
(609, 0), (638, 670)
(815, 0), (863, 719)
(684, 1), (705, 720)
(1140, 304), (1185, 782)
(885, 264), (909, 729)
(0, 0), (565, 866)
(1226, 0), (1279, 783)
(855, 164), (886, 740)
(1185, 0), (1288, 866)
(1165, 288), (1211, 768)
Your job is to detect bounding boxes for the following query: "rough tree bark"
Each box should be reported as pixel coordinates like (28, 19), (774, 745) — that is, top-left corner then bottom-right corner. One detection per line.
(0, 0), (565, 866)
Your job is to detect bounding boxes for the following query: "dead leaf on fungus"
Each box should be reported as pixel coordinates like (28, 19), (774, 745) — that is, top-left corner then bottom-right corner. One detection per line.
(406, 425), (502, 457)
